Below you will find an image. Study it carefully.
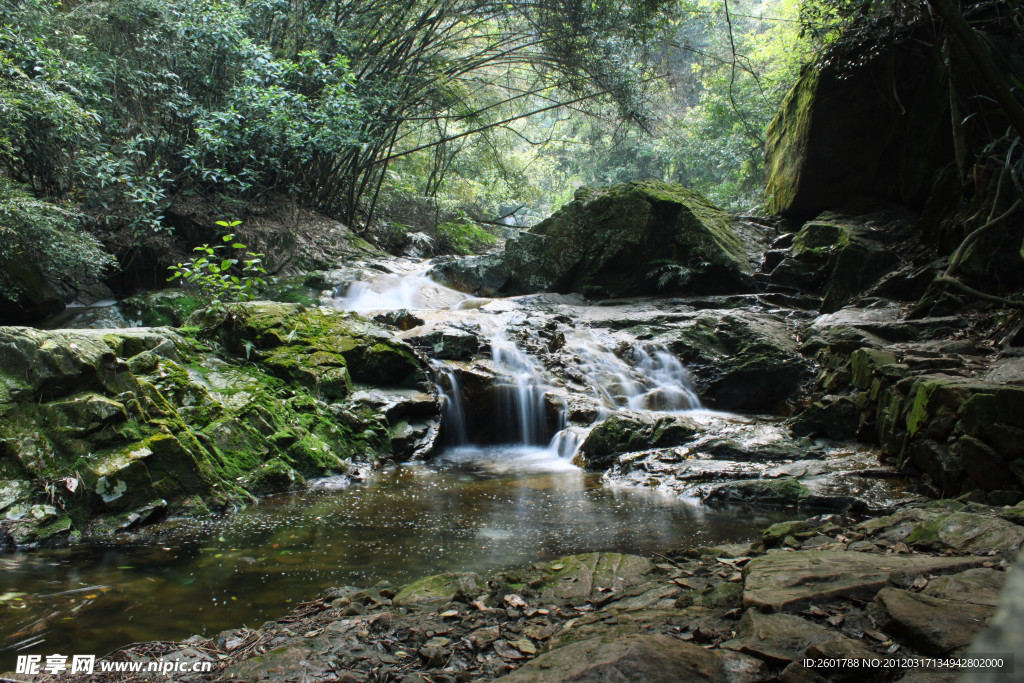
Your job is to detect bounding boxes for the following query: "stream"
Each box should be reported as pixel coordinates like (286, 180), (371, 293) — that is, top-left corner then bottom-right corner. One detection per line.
(2, 259), (902, 665)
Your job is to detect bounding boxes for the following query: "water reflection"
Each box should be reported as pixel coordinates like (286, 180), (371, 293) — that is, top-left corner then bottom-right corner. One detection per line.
(0, 448), (786, 665)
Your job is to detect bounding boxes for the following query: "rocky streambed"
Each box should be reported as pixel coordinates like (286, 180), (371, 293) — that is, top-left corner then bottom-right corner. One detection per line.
(21, 498), (1024, 682)
(3, 180), (1024, 681)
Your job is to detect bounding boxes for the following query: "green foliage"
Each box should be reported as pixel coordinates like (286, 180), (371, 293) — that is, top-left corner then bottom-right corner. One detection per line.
(436, 219), (499, 256)
(0, 178), (114, 296)
(167, 221), (267, 312)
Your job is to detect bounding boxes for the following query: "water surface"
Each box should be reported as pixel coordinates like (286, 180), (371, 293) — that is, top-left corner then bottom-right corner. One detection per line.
(0, 446), (785, 664)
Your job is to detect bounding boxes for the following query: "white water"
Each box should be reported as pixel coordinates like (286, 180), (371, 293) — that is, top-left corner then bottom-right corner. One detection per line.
(489, 330), (556, 446)
(566, 329), (701, 414)
(334, 263), (704, 462)
(333, 266), (475, 312)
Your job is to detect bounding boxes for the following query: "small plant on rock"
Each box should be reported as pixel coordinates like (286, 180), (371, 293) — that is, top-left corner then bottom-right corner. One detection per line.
(167, 220), (267, 313)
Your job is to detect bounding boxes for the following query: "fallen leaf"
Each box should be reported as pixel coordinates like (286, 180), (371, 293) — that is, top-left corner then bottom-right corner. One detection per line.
(504, 594), (528, 610)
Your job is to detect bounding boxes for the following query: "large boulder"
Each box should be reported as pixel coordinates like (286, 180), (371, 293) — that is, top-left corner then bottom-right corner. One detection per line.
(0, 258), (65, 324)
(769, 215), (900, 312)
(0, 304), (436, 547)
(656, 310), (812, 412)
(501, 181), (768, 298)
(574, 411), (700, 471)
(764, 32), (951, 217)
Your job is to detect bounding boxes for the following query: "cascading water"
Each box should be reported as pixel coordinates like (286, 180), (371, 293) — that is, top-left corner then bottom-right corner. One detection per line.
(433, 363), (469, 447)
(566, 330), (701, 414)
(333, 266), (474, 312)
(489, 331), (554, 446)
(335, 262), (703, 463)
(625, 344), (701, 411)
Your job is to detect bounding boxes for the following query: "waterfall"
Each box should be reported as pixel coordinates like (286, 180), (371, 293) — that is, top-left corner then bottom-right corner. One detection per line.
(567, 331), (702, 413)
(625, 345), (701, 412)
(433, 363), (469, 447)
(490, 332), (554, 446)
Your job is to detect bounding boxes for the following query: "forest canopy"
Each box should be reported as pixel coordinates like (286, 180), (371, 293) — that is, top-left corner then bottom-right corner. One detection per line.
(0, 0), (846, 294)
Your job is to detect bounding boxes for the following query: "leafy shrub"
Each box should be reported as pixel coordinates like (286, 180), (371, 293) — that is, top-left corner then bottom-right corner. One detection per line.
(0, 178), (115, 297)
(166, 220), (267, 311)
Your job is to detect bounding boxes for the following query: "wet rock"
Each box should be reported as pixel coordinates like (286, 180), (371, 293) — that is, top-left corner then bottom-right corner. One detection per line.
(855, 506), (1024, 556)
(240, 459), (307, 496)
(428, 253), (509, 296)
(655, 310), (812, 412)
(742, 549), (989, 612)
(723, 611), (838, 663)
(372, 308), (425, 331)
(501, 181), (767, 298)
(405, 326), (481, 360)
(873, 586), (994, 655)
(789, 396), (860, 440)
(494, 634), (730, 683)
(574, 411), (699, 470)
(392, 572), (484, 605)
(705, 478), (812, 507)
(966, 547), (1024, 682)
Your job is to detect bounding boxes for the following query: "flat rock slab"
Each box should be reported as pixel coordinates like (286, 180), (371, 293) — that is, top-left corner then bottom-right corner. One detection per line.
(921, 567), (1006, 607)
(873, 587), (994, 655)
(536, 552), (654, 603)
(392, 571), (484, 605)
(219, 638), (334, 681)
(494, 634), (732, 682)
(857, 508), (1024, 556)
(722, 610), (839, 663)
(743, 550), (988, 612)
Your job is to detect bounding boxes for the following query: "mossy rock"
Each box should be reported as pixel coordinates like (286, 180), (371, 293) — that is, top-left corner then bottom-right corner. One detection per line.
(765, 31), (951, 217)
(0, 317), (431, 546)
(121, 290), (205, 327)
(501, 180), (767, 298)
(392, 572), (485, 606)
(657, 310), (812, 412)
(195, 303), (428, 397)
(575, 412), (698, 471)
(240, 459), (307, 496)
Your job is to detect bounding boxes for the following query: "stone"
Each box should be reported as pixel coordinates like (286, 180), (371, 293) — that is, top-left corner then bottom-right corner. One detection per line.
(764, 28), (951, 217)
(723, 610), (838, 663)
(392, 572), (484, 606)
(405, 326), (480, 360)
(218, 638), (335, 681)
(494, 634), (729, 682)
(574, 411), (699, 470)
(857, 509), (1024, 556)
(500, 180), (767, 298)
(428, 254), (509, 297)
(0, 305), (433, 546)
(240, 459), (307, 496)
(492, 553), (654, 605)
(966, 547), (1024, 682)
(789, 396), (860, 440)
(921, 568), (1006, 607)
(656, 309), (812, 412)
(873, 587), (994, 655)
(742, 550), (989, 613)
